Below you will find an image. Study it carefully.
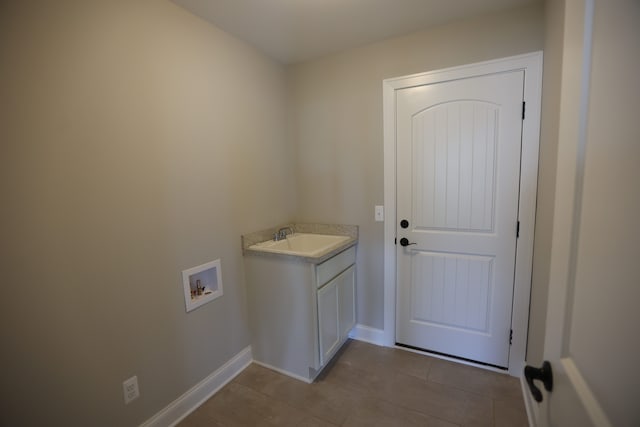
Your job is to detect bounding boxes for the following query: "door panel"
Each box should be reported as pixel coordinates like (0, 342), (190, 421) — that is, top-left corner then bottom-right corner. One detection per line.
(396, 71), (524, 368)
(413, 101), (498, 232)
(411, 252), (493, 332)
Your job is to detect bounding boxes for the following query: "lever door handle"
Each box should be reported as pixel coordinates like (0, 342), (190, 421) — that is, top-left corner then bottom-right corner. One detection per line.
(399, 238), (416, 247)
(524, 361), (553, 402)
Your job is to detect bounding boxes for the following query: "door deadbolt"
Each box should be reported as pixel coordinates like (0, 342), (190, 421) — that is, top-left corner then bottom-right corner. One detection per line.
(400, 219), (409, 228)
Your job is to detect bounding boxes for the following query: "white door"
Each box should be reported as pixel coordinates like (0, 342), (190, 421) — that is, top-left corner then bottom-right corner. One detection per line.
(528, 1), (640, 425)
(395, 71), (524, 368)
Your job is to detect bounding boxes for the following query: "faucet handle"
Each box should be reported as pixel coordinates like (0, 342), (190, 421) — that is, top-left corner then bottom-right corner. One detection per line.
(274, 226), (294, 241)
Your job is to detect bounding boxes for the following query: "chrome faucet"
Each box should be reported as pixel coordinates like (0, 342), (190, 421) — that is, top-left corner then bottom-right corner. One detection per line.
(274, 226), (294, 241)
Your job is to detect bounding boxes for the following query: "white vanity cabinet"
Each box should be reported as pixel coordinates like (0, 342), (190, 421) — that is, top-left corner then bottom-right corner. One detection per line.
(244, 245), (356, 382)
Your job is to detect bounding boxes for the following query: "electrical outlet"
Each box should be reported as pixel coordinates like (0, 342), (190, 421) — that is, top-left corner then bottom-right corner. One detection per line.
(122, 376), (139, 404)
(375, 205), (384, 222)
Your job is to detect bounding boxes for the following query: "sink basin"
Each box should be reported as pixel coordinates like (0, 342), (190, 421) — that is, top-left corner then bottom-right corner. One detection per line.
(249, 233), (351, 257)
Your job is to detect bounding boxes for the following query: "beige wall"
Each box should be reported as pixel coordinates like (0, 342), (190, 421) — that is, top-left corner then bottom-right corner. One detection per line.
(0, 1), (295, 426)
(526, 0), (566, 365)
(288, 3), (545, 331)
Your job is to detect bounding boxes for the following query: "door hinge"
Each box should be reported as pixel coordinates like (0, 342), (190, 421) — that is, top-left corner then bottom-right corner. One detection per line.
(510, 329), (513, 345)
(516, 221), (520, 238)
(522, 101), (526, 120)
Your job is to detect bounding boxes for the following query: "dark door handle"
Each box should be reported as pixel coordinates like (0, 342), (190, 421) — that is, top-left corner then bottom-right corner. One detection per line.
(399, 238), (416, 247)
(524, 361), (553, 402)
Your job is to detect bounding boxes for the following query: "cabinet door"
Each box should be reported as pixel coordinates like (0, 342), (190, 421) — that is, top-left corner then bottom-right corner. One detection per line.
(338, 265), (356, 340)
(317, 279), (339, 366)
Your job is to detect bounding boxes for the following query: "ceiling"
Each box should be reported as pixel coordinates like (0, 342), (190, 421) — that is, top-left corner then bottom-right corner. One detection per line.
(172, 0), (539, 64)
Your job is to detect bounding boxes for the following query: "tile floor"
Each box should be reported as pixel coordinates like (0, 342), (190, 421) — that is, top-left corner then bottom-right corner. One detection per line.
(178, 340), (528, 427)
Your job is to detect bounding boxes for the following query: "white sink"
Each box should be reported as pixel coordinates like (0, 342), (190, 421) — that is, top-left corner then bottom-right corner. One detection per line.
(249, 233), (351, 257)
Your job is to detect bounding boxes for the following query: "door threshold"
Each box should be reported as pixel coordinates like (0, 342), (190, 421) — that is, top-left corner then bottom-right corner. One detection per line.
(395, 343), (510, 374)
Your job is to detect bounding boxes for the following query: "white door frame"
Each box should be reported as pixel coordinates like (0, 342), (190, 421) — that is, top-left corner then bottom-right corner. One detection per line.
(382, 52), (543, 376)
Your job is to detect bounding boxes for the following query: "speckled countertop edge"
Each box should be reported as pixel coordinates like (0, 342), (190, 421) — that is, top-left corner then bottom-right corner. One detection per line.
(241, 223), (358, 264)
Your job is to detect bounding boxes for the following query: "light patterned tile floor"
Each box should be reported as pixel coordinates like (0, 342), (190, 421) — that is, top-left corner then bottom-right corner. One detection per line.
(178, 340), (528, 427)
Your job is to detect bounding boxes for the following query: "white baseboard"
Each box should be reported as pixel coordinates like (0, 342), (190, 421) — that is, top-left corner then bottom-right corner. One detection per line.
(140, 346), (252, 427)
(251, 359), (313, 384)
(348, 324), (386, 346)
(520, 373), (538, 427)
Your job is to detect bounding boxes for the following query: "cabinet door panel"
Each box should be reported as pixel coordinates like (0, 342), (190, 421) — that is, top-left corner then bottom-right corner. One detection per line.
(338, 266), (356, 340)
(317, 280), (339, 366)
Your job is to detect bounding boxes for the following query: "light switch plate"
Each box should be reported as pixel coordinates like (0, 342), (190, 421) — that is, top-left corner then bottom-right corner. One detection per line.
(375, 205), (384, 222)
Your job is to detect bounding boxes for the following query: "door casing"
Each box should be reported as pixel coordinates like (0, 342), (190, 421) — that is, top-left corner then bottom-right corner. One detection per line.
(382, 52), (543, 376)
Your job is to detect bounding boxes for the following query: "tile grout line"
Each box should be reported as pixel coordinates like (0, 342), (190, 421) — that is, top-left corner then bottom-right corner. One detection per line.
(180, 341), (526, 427)
(234, 368), (347, 426)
